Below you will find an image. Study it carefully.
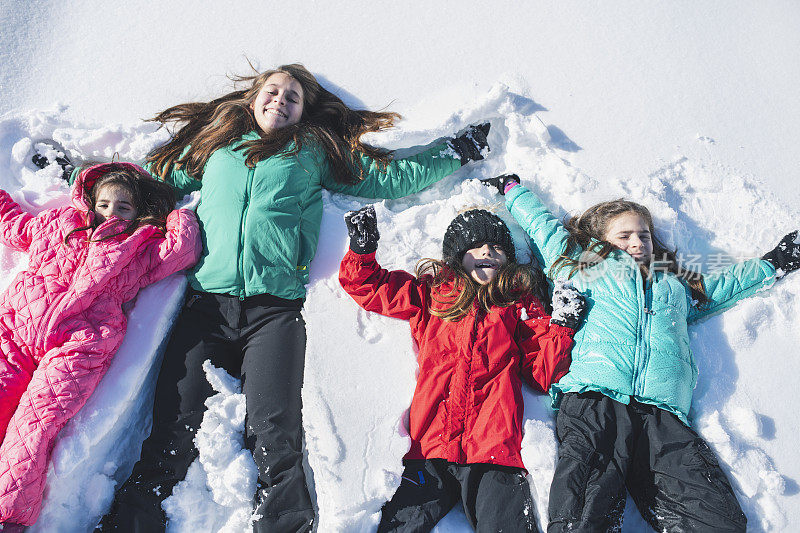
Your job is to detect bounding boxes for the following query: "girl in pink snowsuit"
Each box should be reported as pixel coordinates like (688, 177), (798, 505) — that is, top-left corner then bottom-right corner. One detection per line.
(0, 162), (201, 527)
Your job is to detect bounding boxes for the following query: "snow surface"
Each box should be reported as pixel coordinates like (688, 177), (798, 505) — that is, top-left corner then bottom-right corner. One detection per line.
(2, 2), (800, 532)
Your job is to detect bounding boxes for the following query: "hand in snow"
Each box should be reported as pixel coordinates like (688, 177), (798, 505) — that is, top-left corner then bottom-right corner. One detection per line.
(762, 230), (800, 277)
(176, 190), (201, 211)
(479, 173), (520, 196)
(344, 205), (380, 254)
(448, 122), (491, 165)
(31, 139), (74, 182)
(550, 280), (586, 330)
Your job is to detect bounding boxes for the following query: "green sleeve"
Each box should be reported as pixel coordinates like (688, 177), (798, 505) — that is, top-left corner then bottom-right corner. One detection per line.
(505, 185), (571, 272)
(143, 161), (202, 200)
(322, 141), (461, 200)
(687, 258), (776, 323)
(67, 166), (81, 186)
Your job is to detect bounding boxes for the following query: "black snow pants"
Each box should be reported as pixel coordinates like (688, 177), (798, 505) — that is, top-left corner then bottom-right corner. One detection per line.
(377, 459), (538, 533)
(99, 289), (314, 533)
(548, 392), (747, 533)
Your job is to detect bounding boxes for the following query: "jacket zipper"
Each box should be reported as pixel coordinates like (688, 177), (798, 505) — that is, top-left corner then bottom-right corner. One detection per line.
(236, 167), (254, 300)
(459, 305), (482, 462)
(633, 269), (654, 396)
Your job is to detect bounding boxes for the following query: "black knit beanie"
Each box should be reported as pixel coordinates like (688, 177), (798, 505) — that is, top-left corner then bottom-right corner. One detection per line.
(442, 209), (516, 265)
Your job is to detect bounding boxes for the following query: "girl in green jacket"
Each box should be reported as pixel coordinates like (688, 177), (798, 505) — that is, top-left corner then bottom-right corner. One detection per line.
(481, 174), (799, 532)
(97, 63), (490, 533)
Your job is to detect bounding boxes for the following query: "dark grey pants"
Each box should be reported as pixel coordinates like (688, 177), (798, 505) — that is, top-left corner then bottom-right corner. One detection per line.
(100, 290), (314, 533)
(548, 392), (747, 533)
(377, 459), (538, 533)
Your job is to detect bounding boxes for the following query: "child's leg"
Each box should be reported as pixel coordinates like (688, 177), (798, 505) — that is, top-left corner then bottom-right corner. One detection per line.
(377, 459), (459, 533)
(626, 402), (746, 532)
(0, 334), (35, 444)
(548, 392), (636, 533)
(100, 291), (241, 532)
(450, 462), (537, 533)
(239, 295), (313, 533)
(0, 335), (116, 525)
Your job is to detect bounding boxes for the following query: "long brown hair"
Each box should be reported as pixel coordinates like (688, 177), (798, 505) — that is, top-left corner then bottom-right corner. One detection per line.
(551, 199), (707, 304)
(65, 163), (176, 243)
(146, 63), (399, 185)
(416, 258), (550, 322)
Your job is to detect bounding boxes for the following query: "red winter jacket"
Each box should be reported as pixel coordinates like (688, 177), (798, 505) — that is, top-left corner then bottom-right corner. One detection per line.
(0, 163), (201, 525)
(339, 250), (574, 469)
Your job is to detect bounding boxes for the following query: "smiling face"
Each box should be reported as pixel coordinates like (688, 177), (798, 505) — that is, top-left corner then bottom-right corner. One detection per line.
(461, 242), (508, 285)
(603, 212), (653, 263)
(93, 184), (137, 223)
(250, 72), (305, 133)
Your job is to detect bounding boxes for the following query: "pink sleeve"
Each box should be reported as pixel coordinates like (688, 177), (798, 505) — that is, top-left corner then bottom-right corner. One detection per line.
(0, 189), (56, 253)
(139, 209), (202, 286)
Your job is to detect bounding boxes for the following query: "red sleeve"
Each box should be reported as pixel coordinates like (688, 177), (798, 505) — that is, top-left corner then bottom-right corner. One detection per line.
(516, 297), (575, 392)
(338, 249), (428, 321)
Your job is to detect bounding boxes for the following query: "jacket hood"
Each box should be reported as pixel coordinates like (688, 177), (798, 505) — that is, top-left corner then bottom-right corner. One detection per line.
(71, 162), (149, 213)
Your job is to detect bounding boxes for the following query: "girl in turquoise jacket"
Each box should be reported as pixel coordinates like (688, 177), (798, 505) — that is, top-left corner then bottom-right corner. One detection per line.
(480, 174), (799, 532)
(85, 64), (491, 533)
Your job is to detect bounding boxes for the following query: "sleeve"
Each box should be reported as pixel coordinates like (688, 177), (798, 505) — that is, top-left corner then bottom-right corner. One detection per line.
(338, 248), (428, 321)
(139, 208), (202, 286)
(687, 257), (776, 323)
(504, 184), (573, 272)
(322, 141), (462, 200)
(515, 299), (575, 392)
(145, 161), (203, 200)
(0, 189), (53, 253)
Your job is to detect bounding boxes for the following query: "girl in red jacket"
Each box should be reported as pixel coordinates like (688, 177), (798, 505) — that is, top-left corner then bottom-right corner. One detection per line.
(339, 206), (583, 532)
(0, 163), (200, 528)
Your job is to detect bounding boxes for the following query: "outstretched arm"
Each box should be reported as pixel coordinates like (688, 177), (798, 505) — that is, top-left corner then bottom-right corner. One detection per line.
(504, 184), (572, 273)
(323, 123), (491, 200)
(339, 206), (427, 320)
(0, 189), (55, 253)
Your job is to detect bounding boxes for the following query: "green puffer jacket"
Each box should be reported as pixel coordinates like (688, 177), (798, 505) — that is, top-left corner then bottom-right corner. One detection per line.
(505, 185), (776, 424)
(148, 132), (460, 300)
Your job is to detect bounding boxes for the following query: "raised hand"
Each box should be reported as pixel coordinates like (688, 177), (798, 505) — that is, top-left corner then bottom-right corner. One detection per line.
(550, 280), (586, 330)
(344, 205), (380, 254)
(448, 122), (491, 165)
(479, 173), (520, 196)
(31, 140), (74, 182)
(762, 230), (800, 277)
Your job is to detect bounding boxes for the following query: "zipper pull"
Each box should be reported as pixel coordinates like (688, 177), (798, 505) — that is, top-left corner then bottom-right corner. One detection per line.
(643, 307), (655, 315)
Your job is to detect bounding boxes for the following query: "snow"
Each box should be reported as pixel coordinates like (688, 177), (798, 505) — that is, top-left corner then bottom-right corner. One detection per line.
(2, 2), (800, 532)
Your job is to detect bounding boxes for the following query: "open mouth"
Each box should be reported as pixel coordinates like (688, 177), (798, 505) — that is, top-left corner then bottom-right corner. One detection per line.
(475, 261), (498, 269)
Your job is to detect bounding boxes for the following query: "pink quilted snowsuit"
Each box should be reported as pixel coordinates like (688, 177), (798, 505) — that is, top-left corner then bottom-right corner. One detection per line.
(0, 163), (201, 525)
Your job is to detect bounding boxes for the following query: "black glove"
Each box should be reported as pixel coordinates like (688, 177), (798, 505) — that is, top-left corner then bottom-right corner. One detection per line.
(31, 140), (74, 182)
(762, 230), (800, 277)
(479, 173), (521, 196)
(550, 281), (586, 330)
(344, 205), (380, 254)
(448, 122), (491, 165)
